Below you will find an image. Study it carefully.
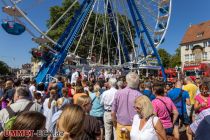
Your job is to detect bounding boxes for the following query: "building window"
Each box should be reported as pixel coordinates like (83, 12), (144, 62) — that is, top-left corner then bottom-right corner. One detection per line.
(192, 54), (195, 61)
(186, 45), (189, 50)
(189, 44), (193, 49)
(204, 42), (208, 47)
(203, 52), (208, 60)
(197, 32), (204, 37)
(190, 54), (194, 61)
(185, 54), (189, 62)
(208, 40), (210, 46)
(189, 54), (192, 61)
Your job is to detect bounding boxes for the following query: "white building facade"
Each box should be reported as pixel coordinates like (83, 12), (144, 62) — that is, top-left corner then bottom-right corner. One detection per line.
(180, 20), (210, 67)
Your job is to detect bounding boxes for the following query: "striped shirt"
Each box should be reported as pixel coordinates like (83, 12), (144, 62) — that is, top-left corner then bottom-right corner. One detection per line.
(190, 108), (210, 134)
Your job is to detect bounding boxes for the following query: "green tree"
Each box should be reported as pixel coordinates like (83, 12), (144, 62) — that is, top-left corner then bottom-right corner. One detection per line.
(158, 48), (171, 68)
(170, 47), (181, 68)
(46, 0), (136, 64)
(0, 60), (10, 75)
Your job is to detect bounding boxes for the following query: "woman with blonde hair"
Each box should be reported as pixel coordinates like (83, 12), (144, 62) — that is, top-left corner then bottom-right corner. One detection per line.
(77, 95), (101, 140)
(130, 95), (167, 140)
(73, 86), (87, 104)
(56, 104), (85, 140)
(89, 83), (104, 139)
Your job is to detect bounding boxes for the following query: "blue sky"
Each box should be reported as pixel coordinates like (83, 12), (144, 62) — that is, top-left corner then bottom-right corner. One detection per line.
(0, 0), (210, 68)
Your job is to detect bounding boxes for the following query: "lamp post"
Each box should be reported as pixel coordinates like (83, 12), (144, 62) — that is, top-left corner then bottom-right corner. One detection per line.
(195, 67), (199, 78)
(175, 65), (180, 80)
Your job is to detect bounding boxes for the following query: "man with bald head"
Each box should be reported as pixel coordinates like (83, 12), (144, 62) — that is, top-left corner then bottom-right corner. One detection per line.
(184, 77), (198, 105)
(183, 77), (198, 124)
(168, 81), (191, 139)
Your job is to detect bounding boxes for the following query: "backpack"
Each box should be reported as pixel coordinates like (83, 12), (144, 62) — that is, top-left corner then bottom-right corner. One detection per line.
(172, 90), (184, 115)
(4, 102), (34, 130)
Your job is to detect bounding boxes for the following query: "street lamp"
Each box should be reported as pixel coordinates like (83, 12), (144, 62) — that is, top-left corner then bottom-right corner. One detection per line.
(194, 68), (199, 78)
(175, 65), (180, 80)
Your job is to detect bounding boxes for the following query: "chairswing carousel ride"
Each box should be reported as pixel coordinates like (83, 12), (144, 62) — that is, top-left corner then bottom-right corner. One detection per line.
(1, 0), (172, 83)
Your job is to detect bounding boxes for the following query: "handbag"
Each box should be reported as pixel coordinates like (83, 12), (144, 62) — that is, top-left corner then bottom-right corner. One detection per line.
(156, 98), (174, 122)
(152, 116), (178, 140)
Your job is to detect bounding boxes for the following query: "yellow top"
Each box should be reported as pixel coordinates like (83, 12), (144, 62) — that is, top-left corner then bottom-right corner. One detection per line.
(183, 83), (198, 104)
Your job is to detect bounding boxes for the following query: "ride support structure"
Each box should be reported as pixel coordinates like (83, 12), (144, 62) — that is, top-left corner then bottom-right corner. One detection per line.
(107, 0), (130, 64)
(1, 0), (170, 83)
(35, 0), (167, 83)
(35, 0), (95, 83)
(126, 0), (167, 81)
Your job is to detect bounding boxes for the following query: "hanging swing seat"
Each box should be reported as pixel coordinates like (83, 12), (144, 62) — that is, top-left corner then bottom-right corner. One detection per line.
(32, 37), (50, 44)
(1, 21), (25, 35)
(2, 6), (24, 17)
(42, 49), (55, 63)
(159, 0), (170, 7)
(154, 29), (165, 35)
(158, 15), (169, 21)
(31, 49), (43, 60)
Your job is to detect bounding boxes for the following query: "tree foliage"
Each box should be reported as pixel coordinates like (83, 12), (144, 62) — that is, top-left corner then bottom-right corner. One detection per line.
(170, 47), (181, 67)
(0, 60), (10, 75)
(158, 48), (171, 68)
(157, 47), (181, 68)
(47, 0), (136, 64)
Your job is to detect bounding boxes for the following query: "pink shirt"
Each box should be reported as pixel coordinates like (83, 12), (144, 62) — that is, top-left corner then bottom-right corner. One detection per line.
(195, 94), (210, 113)
(152, 97), (177, 129)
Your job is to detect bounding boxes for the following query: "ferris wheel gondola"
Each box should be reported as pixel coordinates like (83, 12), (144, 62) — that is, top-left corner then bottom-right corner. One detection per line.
(1, 6), (26, 35)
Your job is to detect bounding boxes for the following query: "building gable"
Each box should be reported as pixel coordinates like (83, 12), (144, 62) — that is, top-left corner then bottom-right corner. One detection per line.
(180, 20), (210, 45)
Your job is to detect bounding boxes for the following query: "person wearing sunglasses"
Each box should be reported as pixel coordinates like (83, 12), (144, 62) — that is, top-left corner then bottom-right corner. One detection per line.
(194, 84), (210, 114)
(130, 95), (167, 140)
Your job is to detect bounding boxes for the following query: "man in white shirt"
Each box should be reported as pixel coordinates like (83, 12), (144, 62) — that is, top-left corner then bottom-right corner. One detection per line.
(71, 69), (79, 84)
(101, 78), (117, 140)
(29, 79), (36, 100)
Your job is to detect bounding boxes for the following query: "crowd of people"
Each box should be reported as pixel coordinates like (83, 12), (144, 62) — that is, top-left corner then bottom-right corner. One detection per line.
(0, 68), (209, 140)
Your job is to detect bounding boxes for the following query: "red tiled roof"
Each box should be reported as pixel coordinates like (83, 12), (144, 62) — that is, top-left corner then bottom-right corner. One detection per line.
(180, 20), (210, 45)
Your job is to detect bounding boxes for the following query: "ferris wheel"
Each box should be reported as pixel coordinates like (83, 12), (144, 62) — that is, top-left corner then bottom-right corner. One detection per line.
(1, 0), (172, 82)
